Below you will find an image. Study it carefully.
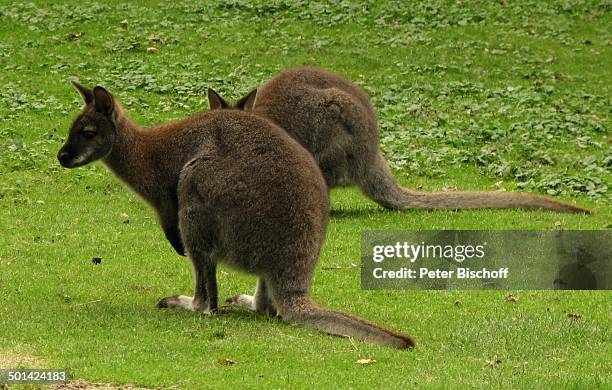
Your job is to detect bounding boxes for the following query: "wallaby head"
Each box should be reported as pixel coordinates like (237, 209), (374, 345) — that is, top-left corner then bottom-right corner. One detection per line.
(57, 82), (119, 168)
(207, 88), (257, 111)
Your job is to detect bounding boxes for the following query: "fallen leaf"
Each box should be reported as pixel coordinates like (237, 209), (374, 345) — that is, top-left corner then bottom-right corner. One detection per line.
(485, 359), (501, 368)
(120, 19), (129, 28)
(356, 358), (376, 365)
(505, 294), (518, 302)
(218, 357), (235, 366)
(66, 32), (84, 40)
(120, 212), (130, 224)
(146, 47), (159, 53)
(566, 313), (582, 321)
(149, 35), (164, 43)
(454, 299), (462, 306)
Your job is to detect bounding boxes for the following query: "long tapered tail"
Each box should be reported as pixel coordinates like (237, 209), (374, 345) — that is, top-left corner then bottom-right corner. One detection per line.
(277, 297), (415, 349)
(359, 153), (591, 214)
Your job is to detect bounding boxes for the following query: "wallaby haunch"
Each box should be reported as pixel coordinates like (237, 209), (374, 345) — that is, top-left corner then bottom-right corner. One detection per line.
(57, 81), (415, 349)
(209, 67), (590, 214)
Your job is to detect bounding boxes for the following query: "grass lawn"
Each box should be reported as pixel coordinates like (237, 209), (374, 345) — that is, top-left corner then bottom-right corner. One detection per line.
(0, 1), (610, 388)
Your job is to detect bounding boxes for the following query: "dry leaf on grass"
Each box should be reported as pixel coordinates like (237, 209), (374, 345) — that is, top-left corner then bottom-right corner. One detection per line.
(566, 312), (582, 321)
(505, 293), (518, 303)
(485, 359), (501, 368)
(356, 358), (376, 365)
(218, 357), (235, 366)
(66, 32), (84, 40)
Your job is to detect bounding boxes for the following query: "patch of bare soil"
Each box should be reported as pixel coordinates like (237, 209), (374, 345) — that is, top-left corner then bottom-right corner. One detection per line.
(1, 351), (156, 390)
(0, 351), (42, 368)
(53, 380), (156, 389)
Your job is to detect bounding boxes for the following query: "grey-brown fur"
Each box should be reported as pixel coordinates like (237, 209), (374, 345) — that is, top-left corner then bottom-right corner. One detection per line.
(58, 81), (415, 349)
(215, 67), (589, 214)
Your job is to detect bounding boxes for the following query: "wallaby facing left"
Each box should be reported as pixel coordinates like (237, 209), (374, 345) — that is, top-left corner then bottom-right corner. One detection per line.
(57, 81), (415, 349)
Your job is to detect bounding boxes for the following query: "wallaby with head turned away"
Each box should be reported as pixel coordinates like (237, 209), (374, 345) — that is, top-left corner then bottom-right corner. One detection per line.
(209, 67), (589, 213)
(57, 81), (415, 349)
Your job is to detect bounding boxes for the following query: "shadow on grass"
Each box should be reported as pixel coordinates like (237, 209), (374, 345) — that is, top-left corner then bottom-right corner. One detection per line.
(62, 299), (281, 338)
(330, 207), (384, 219)
(329, 206), (443, 219)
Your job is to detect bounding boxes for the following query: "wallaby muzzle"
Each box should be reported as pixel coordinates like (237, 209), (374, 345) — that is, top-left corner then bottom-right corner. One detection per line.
(57, 147), (73, 168)
(57, 145), (86, 168)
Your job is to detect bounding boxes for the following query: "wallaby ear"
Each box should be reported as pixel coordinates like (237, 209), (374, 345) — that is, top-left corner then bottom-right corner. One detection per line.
(207, 88), (229, 110)
(92, 86), (114, 116)
(71, 80), (94, 105)
(234, 88), (257, 111)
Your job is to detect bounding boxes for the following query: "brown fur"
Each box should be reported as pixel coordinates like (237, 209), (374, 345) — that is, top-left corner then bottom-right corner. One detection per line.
(217, 67), (590, 214)
(57, 81), (415, 349)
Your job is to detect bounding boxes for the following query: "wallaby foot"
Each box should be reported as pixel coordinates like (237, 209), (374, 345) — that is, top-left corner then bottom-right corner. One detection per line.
(226, 294), (278, 316)
(157, 295), (216, 314)
(226, 294), (255, 309)
(226, 279), (277, 316)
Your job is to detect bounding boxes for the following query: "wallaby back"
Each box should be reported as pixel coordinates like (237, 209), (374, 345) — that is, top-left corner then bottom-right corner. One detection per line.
(223, 67), (589, 214)
(59, 83), (415, 349)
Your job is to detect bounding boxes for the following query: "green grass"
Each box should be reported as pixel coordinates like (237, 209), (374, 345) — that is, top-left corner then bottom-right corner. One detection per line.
(0, 0), (610, 388)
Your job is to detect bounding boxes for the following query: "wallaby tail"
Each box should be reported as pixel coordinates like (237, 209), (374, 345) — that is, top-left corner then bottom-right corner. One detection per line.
(359, 153), (591, 214)
(276, 296), (415, 349)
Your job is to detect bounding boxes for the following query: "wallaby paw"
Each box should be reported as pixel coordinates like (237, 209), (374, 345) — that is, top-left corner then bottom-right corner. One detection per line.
(157, 295), (194, 310)
(158, 295), (217, 314)
(194, 304), (217, 315)
(225, 294), (255, 310)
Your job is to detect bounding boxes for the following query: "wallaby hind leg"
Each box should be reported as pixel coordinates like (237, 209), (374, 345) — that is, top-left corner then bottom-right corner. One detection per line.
(226, 278), (277, 316)
(158, 259), (218, 314)
(158, 197), (219, 313)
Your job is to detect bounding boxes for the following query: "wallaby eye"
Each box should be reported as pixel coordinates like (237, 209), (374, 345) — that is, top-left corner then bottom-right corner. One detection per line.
(81, 131), (96, 139)
(81, 125), (97, 139)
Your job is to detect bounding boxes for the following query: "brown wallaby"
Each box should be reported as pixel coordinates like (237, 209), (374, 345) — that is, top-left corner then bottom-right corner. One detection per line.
(57, 81), (415, 349)
(209, 67), (590, 213)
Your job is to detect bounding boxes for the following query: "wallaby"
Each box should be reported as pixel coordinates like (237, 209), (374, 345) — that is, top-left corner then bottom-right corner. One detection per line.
(209, 67), (590, 213)
(57, 81), (415, 349)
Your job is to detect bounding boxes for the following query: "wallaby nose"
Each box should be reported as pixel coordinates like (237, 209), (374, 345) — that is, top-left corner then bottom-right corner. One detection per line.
(57, 150), (71, 167)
